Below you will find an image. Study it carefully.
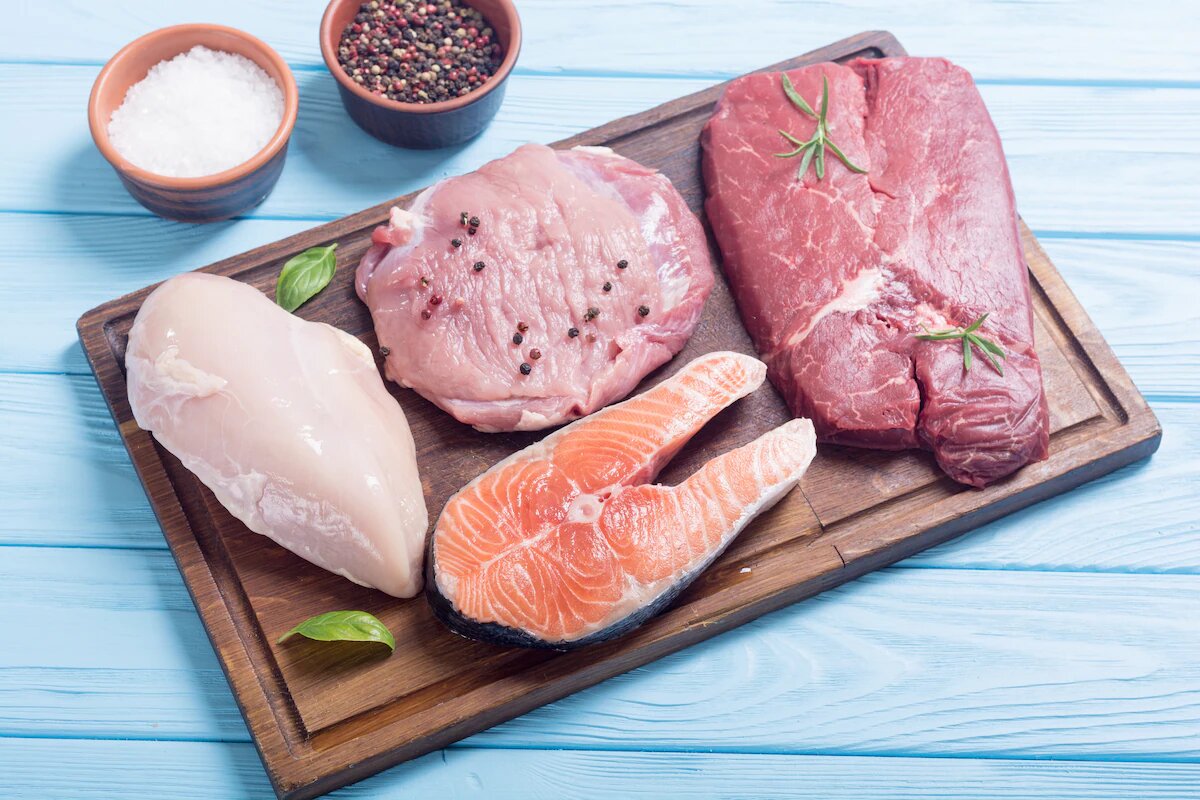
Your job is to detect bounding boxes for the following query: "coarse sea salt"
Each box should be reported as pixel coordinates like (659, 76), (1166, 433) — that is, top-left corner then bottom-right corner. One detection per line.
(107, 45), (285, 178)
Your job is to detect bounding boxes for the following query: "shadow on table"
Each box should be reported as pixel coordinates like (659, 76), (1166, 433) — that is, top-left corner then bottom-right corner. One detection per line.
(53, 135), (141, 217)
(51, 70), (474, 256)
(52, 142), (250, 269)
(286, 68), (472, 201)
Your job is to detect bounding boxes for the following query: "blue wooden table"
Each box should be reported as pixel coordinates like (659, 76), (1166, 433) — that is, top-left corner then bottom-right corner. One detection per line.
(4, 1), (1198, 797)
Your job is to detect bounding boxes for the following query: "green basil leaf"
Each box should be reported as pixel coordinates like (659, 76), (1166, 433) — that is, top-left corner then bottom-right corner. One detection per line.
(277, 610), (395, 651)
(276, 243), (338, 313)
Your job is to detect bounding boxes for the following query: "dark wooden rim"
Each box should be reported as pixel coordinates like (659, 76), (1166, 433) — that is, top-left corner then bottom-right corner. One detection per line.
(318, 0), (522, 115)
(87, 23), (300, 190)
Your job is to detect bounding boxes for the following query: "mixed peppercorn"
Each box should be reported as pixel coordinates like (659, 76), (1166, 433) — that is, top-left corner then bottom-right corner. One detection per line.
(336, 0), (504, 104)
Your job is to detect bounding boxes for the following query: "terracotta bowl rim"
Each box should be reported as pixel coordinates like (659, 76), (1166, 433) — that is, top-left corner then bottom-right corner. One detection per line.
(87, 23), (300, 191)
(319, 0), (522, 115)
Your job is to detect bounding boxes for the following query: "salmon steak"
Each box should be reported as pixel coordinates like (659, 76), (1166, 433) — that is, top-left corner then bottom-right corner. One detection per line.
(427, 351), (817, 650)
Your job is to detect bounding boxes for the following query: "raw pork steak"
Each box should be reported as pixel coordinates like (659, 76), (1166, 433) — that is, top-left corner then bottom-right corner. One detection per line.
(357, 143), (714, 432)
(702, 58), (1049, 487)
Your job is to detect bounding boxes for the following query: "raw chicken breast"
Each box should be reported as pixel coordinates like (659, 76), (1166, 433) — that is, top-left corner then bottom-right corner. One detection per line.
(356, 143), (714, 432)
(125, 272), (428, 598)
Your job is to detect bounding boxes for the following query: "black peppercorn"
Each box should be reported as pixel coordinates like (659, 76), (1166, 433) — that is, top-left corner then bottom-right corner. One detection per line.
(617, 259), (629, 269)
(602, 281), (612, 292)
(637, 305), (650, 317)
(473, 261), (485, 271)
(567, 327), (579, 338)
(451, 238), (462, 248)
(519, 362), (532, 375)
(379, 346), (391, 357)
(512, 333), (524, 345)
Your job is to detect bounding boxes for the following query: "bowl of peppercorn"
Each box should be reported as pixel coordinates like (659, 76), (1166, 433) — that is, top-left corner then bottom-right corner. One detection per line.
(320, 0), (520, 149)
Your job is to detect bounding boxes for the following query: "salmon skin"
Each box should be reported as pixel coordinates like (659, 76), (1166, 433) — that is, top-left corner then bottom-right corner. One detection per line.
(427, 352), (817, 650)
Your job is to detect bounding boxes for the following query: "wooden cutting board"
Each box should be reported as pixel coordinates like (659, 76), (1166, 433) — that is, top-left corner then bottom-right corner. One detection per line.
(76, 30), (1160, 800)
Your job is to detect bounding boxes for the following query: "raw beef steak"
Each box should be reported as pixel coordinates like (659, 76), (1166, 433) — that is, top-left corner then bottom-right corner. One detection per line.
(701, 57), (1049, 487)
(357, 143), (714, 432)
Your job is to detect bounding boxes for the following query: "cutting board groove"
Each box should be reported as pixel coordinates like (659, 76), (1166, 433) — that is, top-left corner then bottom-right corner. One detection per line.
(76, 31), (1160, 800)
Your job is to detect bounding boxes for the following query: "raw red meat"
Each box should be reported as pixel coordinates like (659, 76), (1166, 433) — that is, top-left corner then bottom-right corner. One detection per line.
(701, 57), (1048, 487)
(357, 144), (714, 432)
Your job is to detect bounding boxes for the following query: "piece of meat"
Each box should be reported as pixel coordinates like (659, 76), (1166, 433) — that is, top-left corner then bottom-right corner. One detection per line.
(125, 273), (429, 597)
(427, 352), (816, 649)
(356, 143), (714, 433)
(701, 57), (1049, 487)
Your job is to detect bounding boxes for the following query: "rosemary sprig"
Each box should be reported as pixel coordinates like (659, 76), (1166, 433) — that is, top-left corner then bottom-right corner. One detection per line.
(915, 314), (1007, 376)
(775, 74), (867, 182)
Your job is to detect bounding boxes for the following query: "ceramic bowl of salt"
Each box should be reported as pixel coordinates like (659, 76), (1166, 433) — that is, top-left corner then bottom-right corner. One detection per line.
(88, 24), (299, 223)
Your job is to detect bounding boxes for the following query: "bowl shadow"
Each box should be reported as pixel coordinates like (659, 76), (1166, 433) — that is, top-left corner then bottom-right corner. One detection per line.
(289, 68), (473, 197)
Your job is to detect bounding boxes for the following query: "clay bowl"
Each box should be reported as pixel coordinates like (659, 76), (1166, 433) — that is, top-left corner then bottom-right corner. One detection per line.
(88, 24), (299, 223)
(320, 0), (521, 149)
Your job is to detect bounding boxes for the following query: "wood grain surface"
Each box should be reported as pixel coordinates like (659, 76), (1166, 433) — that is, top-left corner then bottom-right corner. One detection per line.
(9, 739), (1200, 800)
(2, 0), (1195, 83)
(9, 542), (1200, 753)
(4, 0), (1197, 793)
(72, 30), (1162, 799)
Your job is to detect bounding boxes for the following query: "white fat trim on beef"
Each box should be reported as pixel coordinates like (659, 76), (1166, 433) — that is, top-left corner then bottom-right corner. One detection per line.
(785, 266), (887, 347)
(911, 302), (952, 330)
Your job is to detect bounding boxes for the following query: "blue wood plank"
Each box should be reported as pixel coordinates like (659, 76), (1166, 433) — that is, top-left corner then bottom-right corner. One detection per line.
(2, 66), (1197, 232)
(6, 540), (1200, 758)
(1, 218), (1195, 385)
(0, 1), (1197, 798)
(1, 0), (1196, 84)
(0, 373), (160, 548)
(6, 740), (1200, 800)
(0, 214), (311, 375)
